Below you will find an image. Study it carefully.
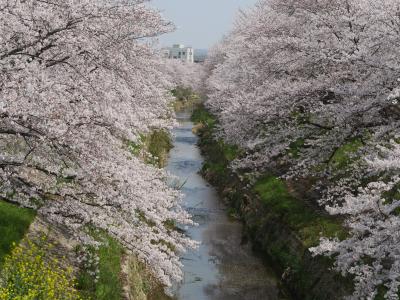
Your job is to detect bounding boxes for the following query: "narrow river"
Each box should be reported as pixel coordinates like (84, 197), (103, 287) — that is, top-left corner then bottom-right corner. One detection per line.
(167, 111), (284, 300)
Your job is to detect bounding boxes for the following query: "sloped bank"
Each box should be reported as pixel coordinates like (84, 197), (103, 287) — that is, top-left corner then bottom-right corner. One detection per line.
(191, 106), (353, 300)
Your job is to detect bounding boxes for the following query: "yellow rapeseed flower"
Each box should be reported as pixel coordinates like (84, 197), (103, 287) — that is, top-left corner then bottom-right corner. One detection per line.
(0, 236), (82, 300)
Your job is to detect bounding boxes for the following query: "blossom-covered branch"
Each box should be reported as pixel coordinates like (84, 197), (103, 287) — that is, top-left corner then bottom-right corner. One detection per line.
(0, 0), (195, 287)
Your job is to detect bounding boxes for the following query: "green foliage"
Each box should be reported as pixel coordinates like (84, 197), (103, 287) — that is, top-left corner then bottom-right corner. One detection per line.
(77, 229), (174, 300)
(254, 176), (346, 247)
(77, 232), (123, 300)
(96, 238), (123, 300)
(0, 201), (36, 263)
(28, 197), (45, 208)
(171, 87), (201, 111)
(220, 140), (240, 162)
(200, 139), (240, 184)
(136, 209), (156, 227)
(382, 182), (400, 216)
(150, 239), (176, 253)
(330, 138), (363, 169)
(254, 176), (292, 207)
(191, 106), (216, 128)
(383, 182), (400, 203)
(269, 241), (302, 271)
(374, 285), (389, 300)
(192, 106), (240, 162)
(126, 130), (172, 168)
(287, 138), (305, 158)
(126, 134), (146, 157)
(147, 130), (172, 168)
(192, 106), (241, 185)
(163, 219), (177, 232)
(0, 236), (80, 300)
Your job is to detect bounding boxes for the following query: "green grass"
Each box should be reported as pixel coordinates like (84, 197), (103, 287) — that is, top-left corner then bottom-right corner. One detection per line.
(147, 130), (173, 168)
(269, 241), (302, 272)
(382, 182), (400, 215)
(219, 140), (239, 161)
(0, 201), (36, 263)
(96, 237), (123, 300)
(126, 130), (172, 168)
(330, 138), (363, 169)
(192, 107), (241, 186)
(77, 232), (124, 300)
(171, 87), (201, 111)
(126, 134), (146, 157)
(191, 106), (216, 128)
(254, 176), (346, 247)
(192, 106), (240, 163)
(77, 230), (174, 300)
(191, 106), (242, 186)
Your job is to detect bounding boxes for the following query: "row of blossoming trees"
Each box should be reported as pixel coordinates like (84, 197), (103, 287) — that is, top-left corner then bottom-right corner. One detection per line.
(0, 0), (198, 288)
(204, 0), (400, 298)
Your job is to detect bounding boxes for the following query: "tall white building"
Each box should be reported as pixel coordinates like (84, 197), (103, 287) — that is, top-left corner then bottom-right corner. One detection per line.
(163, 44), (194, 63)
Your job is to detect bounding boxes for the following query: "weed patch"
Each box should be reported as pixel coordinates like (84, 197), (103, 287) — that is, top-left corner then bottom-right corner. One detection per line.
(77, 232), (123, 300)
(0, 201), (36, 263)
(254, 176), (346, 247)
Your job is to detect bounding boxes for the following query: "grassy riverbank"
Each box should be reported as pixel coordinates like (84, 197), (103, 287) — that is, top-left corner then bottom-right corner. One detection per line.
(127, 129), (172, 169)
(0, 201), (36, 264)
(192, 105), (353, 299)
(77, 230), (172, 300)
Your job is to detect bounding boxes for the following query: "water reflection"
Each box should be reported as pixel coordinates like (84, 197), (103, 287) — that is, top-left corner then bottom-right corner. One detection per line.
(167, 111), (283, 300)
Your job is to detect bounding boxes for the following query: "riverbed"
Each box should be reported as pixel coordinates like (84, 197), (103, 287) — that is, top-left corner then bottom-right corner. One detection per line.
(167, 111), (284, 300)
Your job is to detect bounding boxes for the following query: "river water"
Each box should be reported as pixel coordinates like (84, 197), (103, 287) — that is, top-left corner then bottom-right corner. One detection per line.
(167, 111), (283, 300)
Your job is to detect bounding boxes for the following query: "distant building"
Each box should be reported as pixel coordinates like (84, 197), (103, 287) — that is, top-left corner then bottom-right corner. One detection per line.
(162, 44), (194, 63)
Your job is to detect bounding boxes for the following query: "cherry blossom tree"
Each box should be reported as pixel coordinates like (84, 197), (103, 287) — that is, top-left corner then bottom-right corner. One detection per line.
(311, 142), (400, 299)
(162, 59), (205, 92)
(0, 0), (195, 287)
(204, 0), (400, 298)
(206, 0), (400, 175)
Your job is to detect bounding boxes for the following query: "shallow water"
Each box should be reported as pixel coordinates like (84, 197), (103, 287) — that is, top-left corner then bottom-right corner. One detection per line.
(167, 111), (284, 300)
